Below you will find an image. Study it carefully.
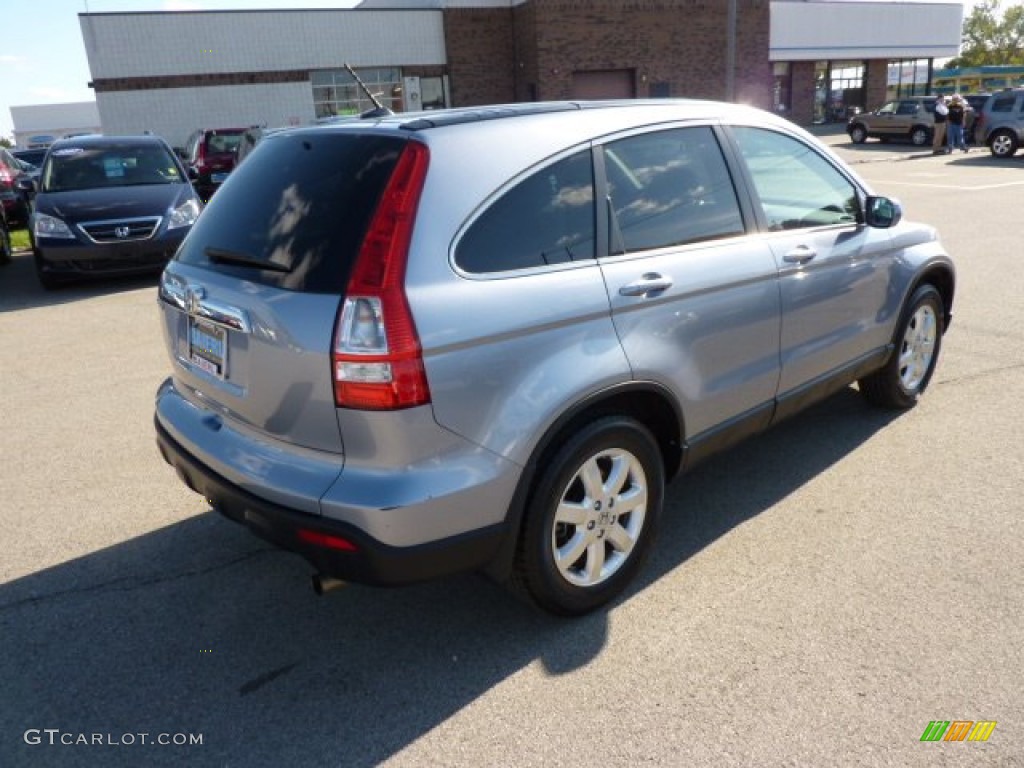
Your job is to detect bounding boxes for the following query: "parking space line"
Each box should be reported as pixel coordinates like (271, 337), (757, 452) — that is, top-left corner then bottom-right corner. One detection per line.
(873, 179), (1024, 191)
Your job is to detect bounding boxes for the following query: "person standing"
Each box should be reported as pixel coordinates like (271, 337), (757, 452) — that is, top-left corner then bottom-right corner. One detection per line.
(932, 94), (948, 154)
(946, 94), (968, 153)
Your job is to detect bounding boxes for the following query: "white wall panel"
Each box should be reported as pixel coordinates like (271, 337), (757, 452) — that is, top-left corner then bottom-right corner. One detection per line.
(81, 10), (446, 79)
(96, 82), (315, 150)
(770, 1), (963, 60)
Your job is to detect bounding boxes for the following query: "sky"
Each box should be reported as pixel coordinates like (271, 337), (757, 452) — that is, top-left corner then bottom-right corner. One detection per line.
(0, 0), (982, 141)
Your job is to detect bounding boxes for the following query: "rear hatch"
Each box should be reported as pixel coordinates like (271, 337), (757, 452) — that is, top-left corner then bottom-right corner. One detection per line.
(158, 128), (409, 454)
(201, 130), (244, 182)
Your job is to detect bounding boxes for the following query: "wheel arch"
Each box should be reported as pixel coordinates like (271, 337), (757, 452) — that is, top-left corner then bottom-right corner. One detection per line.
(910, 264), (955, 334)
(482, 381), (684, 583)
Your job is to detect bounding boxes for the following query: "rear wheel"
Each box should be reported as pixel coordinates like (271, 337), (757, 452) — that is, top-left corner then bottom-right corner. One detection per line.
(859, 284), (944, 409)
(0, 223), (11, 265)
(513, 416), (663, 616)
(910, 126), (930, 146)
(989, 130), (1019, 158)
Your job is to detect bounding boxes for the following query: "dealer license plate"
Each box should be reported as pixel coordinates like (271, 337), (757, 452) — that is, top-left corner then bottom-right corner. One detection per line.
(188, 317), (227, 379)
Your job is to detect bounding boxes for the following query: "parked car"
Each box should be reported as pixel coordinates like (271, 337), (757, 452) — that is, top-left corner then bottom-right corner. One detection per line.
(11, 147), (48, 168)
(0, 147), (32, 226)
(183, 128), (245, 201)
(30, 134), (201, 289)
(847, 96), (935, 146)
(155, 100), (955, 616)
(233, 126), (285, 167)
(974, 88), (1024, 158)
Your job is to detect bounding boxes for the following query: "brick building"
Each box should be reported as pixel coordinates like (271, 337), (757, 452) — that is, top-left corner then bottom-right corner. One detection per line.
(70, 0), (962, 150)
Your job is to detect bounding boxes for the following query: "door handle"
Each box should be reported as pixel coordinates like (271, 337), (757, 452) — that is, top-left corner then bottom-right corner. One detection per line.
(618, 273), (673, 297)
(783, 246), (816, 264)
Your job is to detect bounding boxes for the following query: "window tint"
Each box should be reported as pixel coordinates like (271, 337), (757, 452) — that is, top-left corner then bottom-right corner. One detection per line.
(991, 95), (1016, 113)
(42, 142), (182, 192)
(897, 101), (920, 115)
(455, 149), (595, 273)
(603, 126), (744, 253)
(175, 131), (405, 293)
(732, 127), (860, 231)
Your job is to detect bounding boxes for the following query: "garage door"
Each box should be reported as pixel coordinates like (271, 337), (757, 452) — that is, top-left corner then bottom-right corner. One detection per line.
(571, 70), (635, 100)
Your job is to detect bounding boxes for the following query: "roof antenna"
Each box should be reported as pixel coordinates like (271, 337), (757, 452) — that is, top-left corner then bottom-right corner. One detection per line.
(345, 62), (393, 119)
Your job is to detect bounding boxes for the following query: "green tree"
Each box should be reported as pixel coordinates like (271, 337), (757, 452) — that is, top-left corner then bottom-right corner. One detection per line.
(947, 0), (1024, 67)
(0, 137), (12, 149)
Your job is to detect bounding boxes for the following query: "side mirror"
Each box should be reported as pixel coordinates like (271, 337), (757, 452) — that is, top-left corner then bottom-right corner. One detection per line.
(187, 167), (199, 181)
(864, 195), (902, 228)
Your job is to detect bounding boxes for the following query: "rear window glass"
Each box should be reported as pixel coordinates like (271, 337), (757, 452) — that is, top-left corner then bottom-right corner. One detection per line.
(175, 131), (404, 293)
(204, 132), (243, 154)
(455, 149), (595, 273)
(991, 95), (1017, 113)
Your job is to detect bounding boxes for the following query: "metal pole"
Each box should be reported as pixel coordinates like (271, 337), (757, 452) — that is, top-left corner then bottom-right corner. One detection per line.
(726, 0), (737, 101)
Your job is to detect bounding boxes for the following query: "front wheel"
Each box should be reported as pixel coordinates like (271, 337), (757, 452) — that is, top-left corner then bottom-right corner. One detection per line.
(989, 130), (1019, 158)
(513, 416), (664, 616)
(859, 285), (944, 409)
(849, 124), (867, 144)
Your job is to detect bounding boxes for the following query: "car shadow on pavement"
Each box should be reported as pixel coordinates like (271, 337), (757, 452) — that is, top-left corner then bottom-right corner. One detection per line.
(0, 248), (160, 313)
(0, 386), (901, 767)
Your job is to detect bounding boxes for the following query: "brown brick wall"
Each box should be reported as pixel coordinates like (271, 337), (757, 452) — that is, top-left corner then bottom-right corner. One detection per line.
(444, 0), (771, 110)
(864, 59), (889, 109)
(790, 61), (818, 125)
(443, 8), (517, 106)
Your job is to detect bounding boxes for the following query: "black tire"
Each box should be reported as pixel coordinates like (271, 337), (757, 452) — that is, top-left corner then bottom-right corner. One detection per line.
(512, 416), (664, 616)
(989, 130), (1018, 158)
(34, 252), (63, 290)
(910, 126), (930, 147)
(859, 284), (944, 409)
(0, 223), (11, 266)
(849, 124), (867, 144)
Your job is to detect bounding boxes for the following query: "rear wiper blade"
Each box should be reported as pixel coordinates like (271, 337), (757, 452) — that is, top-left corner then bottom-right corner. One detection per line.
(204, 247), (291, 273)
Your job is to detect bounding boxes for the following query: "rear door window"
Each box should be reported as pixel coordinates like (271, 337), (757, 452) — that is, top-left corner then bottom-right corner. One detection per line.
(991, 95), (1017, 113)
(175, 131), (405, 293)
(455, 149), (595, 273)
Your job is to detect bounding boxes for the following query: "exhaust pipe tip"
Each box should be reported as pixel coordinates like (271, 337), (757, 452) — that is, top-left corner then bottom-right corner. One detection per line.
(312, 574), (347, 596)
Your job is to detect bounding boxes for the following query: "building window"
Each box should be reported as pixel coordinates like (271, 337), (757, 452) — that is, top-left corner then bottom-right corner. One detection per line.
(311, 67), (403, 119)
(772, 62), (791, 115)
(887, 59), (931, 100)
(828, 61), (865, 121)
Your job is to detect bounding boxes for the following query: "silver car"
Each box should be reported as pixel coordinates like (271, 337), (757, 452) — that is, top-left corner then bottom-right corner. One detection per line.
(155, 100), (955, 615)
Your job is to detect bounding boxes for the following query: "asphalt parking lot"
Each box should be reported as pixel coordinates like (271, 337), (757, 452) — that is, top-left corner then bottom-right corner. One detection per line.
(1, 133), (1022, 767)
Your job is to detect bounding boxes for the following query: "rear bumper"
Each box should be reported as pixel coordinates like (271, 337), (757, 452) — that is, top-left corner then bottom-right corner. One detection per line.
(155, 415), (508, 587)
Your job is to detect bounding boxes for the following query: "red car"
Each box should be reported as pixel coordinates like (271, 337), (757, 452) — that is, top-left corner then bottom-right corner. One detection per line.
(0, 147), (31, 226)
(183, 128), (245, 202)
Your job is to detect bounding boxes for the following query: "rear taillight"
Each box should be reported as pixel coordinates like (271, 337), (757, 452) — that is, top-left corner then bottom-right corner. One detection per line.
(332, 141), (430, 410)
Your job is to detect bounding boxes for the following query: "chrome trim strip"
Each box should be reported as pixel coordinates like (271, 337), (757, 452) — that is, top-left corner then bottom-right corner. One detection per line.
(77, 215), (162, 244)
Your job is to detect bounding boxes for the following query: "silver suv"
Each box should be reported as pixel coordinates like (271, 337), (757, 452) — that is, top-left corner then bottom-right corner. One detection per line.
(155, 100), (955, 615)
(976, 88), (1024, 157)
